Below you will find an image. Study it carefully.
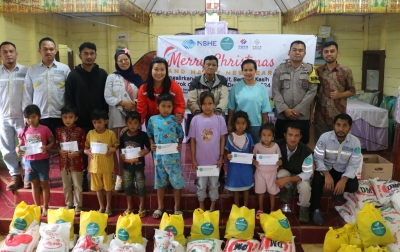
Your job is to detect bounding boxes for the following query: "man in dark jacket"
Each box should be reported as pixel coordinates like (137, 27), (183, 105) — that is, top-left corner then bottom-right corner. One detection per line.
(275, 122), (314, 223)
(64, 42), (108, 191)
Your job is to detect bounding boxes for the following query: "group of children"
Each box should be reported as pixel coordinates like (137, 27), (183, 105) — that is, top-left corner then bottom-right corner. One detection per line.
(16, 91), (282, 220)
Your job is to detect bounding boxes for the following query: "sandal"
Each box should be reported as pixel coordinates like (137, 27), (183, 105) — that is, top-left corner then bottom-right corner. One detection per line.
(152, 209), (164, 219)
(138, 209), (147, 218)
(123, 209), (133, 216)
(174, 210), (183, 215)
(105, 209), (114, 217)
(256, 210), (264, 220)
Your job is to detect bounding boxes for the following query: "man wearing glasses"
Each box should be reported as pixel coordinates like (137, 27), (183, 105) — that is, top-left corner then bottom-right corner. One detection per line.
(65, 42), (108, 191)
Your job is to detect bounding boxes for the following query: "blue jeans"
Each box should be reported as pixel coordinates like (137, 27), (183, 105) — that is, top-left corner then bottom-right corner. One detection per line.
(0, 118), (24, 176)
(247, 126), (260, 144)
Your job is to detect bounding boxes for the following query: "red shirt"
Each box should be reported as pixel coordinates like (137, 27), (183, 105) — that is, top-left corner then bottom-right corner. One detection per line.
(136, 79), (186, 124)
(55, 125), (86, 172)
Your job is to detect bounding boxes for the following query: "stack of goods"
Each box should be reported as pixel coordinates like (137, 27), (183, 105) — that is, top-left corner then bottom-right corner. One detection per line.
(223, 205), (259, 252)
(47, 208), (77, 249)
(0, 201), (41, 251)
(153, 229), (185, 252)
(258, 210), (295, 252)
(186, 208), (224, 252)
(330, 178), (400, 251)
(108, 212), (148, 252)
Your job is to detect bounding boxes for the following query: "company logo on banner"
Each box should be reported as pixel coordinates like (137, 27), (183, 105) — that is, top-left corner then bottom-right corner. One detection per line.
(158, 35), (317, 100)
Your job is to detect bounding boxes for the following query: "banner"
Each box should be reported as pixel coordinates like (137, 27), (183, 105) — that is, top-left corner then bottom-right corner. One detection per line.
(157, 34), (317, 99)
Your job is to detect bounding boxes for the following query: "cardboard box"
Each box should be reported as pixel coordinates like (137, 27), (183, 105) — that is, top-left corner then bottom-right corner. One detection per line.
(361, 154), (393, 180)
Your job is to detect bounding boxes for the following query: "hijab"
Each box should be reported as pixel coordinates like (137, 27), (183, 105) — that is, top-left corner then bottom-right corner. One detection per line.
(114, 49), (144, 89)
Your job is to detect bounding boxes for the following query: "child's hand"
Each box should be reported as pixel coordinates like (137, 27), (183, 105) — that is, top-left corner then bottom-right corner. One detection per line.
(276, 160), (282, 166)
(120, 127), (128, 137)
(40, 146), (47, 153)
(252, 160), (259, 166)
(177, 143), (182, 152)
(84, 149), (93, 159)
(59, 150), (68, 158)
(120, 153), (126, 160)
(106, 147), (117, 156)
(67, 151), (79, 159)
(227, 154), (232, 160)
(140, 149), (149, 157)
(217, 156), (223, 168)
(192, 161), (198, 170)
(16, 146), (25, 157)
(151, 143), (157, 152)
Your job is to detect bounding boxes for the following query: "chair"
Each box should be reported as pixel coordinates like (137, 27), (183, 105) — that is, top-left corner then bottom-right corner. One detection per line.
(380, 96), (397, 146)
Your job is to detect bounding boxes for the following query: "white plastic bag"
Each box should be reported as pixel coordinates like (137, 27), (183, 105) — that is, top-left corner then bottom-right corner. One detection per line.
(391, 191), (400, 215)
(259, 233), (295, 252)
(335, 202), (357, 223)
(369, 178), (400, 205)
(223, 238), (260, 252)
(353, 180), (380, 208)
(186, 239), (224, 252)
(37, 222), (70, 252)
(72, 234), (104, 252)
(0, 221), (40, 252)
(154, 229), (185, 252)
(108, 236), (148, 252)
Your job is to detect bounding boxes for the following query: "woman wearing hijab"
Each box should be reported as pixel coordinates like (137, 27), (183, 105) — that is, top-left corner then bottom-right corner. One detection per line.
(104, 48), (144, 179)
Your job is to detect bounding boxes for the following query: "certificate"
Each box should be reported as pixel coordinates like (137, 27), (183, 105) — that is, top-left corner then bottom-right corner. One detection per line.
(231, 152), (253, 164)
(196, 165), (219, 177)
(60, 141), (79, 152)
(156, 143), (178, 155)
(21, 142), (43, 156)
(256, 154), (279, 165)
(90, 142), (108, 154)
(122, 147), (141, 159)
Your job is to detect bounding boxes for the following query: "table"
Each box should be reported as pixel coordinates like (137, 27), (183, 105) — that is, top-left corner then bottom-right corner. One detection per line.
(346, 99), (388, 151)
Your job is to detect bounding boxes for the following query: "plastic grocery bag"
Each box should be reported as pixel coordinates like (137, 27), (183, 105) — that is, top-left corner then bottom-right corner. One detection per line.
(223, 238), (260, 252)
(116, 212), (143, 244)
(37, 222), (70, 252)
(72, 234), (103, 252)
(1, 220), (40, 252)
(355, 202), (395, 246)
(47, 208), (75, 242)
(337, 244), (362, 252)
(191, 208), (220, 240)
(259, 233), (295, 252)
(159, 212), (186, 246)
(186, 238), (224, 252)
(259, 210), (292, 242)
(108, 236), (148, 252)
(323, 226), (350, 252)
(79, 210), (108, 241)
(10, 201), (41, 231)
(154, 229), (185, 252)
(363, 245), (388, 252)
(224, 205), (255, 240)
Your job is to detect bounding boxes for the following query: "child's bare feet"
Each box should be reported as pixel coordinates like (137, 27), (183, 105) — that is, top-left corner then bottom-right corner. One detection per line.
(42, 206), (48, 217)
(199, 201), (205, 211)
(210, 201), (216, 212)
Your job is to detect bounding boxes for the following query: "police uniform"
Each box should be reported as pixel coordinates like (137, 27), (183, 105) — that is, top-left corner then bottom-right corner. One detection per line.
(311, 131), (361, 210)
(272, 60), (319, 144)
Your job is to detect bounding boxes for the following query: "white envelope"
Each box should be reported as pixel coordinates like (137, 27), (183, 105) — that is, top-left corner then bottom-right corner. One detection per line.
(60, 141), (79, 152)
(156, 143), (178, 155)
(90, 142), (108, 154)
(256, 154), (279, 165)
(21, 142), (43, 156)
(122, 147), (141, 159)
(231, 152), (254, 164)
(196, 165), (219, 177)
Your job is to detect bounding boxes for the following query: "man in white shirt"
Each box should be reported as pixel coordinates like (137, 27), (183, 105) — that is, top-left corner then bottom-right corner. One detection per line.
(23, 37), (70, 136)
(0, 41), (28, 191)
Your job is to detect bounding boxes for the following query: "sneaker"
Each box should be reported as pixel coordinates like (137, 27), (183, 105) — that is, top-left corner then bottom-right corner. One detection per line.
(24, 181), (32, 189)
(115, 175), (123, 191)
(299, 206), (309, 223)
(280, 187), (294, 204)
(313, 209), (324, 225)
(6, 175), (23, 191)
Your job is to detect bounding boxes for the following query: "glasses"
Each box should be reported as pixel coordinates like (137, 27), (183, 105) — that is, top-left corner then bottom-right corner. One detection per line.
(117, 58), (130, 63)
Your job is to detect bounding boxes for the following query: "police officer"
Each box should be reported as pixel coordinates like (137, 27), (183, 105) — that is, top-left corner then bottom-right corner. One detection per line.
(312, 113), (361, 225)
(272, 40), (319, 145)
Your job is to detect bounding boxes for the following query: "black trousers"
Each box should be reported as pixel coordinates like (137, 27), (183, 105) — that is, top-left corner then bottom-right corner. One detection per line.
(275, 119), (310, 145)
(80, 126), (94, 190)
(40, 118), (64, 137)
(311, 168), (359, 210)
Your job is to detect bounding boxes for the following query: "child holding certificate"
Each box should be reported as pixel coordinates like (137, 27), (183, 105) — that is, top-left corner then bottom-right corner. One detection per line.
(84, 109), (119, 216)
(55, 107), (86, 216)
(16, 105), (54, 217)
(225, 110), (254, 207)
(188, 92), (227, 211)
(147, 93), (184, 219)
(119, 111), (150, 217)
(252, 123), (282, 219)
